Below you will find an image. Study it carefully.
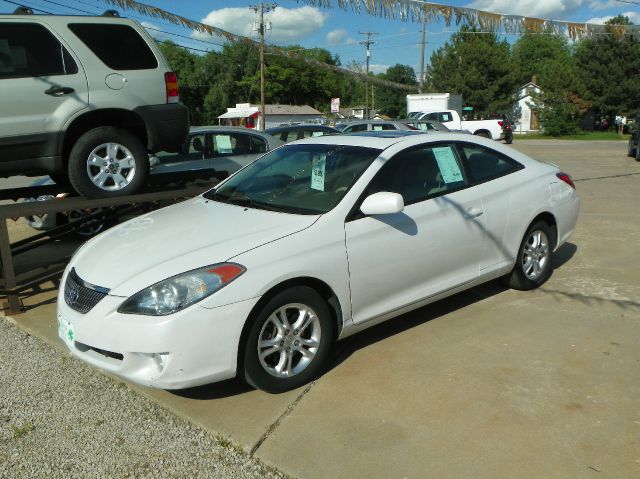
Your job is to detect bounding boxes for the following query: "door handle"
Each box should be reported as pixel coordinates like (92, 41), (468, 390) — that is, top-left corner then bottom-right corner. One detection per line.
(44, 86), (75, 96)
(465, 207), (484, 219)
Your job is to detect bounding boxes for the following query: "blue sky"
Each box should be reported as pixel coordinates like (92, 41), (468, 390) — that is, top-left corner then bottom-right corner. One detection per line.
(2, 0), (638, 74)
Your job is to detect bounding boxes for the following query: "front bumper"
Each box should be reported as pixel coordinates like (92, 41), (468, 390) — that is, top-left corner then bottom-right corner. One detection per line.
(57, 283), (260, 389)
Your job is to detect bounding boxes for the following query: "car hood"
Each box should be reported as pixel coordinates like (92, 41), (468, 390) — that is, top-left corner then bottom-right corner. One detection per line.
(71, 196), (319, 296)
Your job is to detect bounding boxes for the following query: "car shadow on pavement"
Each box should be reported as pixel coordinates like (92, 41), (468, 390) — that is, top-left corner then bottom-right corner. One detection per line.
(327, 280), (509, 374)
(328, 241), (578, 374)
(171, 377), (254, 400)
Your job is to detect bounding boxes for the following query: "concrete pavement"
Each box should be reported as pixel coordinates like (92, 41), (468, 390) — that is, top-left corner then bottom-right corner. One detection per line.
(4, 140), (640, 478)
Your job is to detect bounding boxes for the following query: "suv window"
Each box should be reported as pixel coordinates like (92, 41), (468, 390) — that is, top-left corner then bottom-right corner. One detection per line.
(459, 143), (523, 183)
(0, 23), (78, 79)
(68, 23), (157, 70)
(367, 143), (468, 205)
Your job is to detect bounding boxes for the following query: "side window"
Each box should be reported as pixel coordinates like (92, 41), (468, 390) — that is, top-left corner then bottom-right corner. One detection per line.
(187, 134), (206, 158)
(248, 135), (267, 153)
(346, 124), (367, 133)
(460, 144), (523, 183)
(0, 23), (78, 79)
(439, 112), (453, 123)
(367, 144), (467, 206)
(286, 131), (299, 142)
(381, 123), (397, 130)
(68, 23), (158, 70)
(424, 113), (439, 121)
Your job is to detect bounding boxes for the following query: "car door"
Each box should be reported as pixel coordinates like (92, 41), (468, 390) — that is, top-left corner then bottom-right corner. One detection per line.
(345, 142), (487, 324)
(211, 132), (268, 175)
(149, 132), (211, 175)
(0, 21), (88, 169)
(457, 142), (527, 272)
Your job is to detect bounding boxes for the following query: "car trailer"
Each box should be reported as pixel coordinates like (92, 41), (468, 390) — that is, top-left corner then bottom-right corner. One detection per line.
(0, 181), (216, 315)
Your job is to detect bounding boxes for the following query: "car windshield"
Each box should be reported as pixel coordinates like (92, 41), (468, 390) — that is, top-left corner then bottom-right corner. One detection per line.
(204, 143), (381, 214)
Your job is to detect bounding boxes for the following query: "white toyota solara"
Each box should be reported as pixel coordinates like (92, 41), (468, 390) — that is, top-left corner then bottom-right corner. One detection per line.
(57, 133), (580, 393)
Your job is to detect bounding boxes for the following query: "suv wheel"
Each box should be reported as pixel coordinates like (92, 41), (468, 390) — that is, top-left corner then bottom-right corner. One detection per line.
(68, 127), (149, 199)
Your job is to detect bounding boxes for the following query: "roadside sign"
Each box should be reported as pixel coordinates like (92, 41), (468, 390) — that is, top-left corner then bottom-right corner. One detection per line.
(331, 98), (340, 113)
(462, 106), (473, 111)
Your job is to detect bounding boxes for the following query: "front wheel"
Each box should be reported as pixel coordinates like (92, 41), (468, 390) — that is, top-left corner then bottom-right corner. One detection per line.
(242, 286), (334, 393)
(505, 221), (554, 291)
(68, 127), (149, 199)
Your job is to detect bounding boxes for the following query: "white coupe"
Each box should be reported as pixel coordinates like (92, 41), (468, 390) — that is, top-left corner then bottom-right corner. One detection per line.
(57, 133), (580, 393)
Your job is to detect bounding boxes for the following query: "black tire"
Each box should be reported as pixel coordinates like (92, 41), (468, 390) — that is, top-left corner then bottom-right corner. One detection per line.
(242, 286), (334, 393)
(506, 221), (554, 291)
(68, 127), (149, 199)
(627, 139), (635, 158)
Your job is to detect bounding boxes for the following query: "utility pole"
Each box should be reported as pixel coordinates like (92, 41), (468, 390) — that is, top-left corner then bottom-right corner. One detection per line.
(418, 16), (426, 93)
(359, 31), (377, 119)
(250, 2), (276, 130)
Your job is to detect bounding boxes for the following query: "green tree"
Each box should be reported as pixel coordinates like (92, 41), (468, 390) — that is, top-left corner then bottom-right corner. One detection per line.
(426, 26), (515, 116)
(375, 64), (417, 117)
(575, 16), (640, 123)
(512, 32), (588, 135)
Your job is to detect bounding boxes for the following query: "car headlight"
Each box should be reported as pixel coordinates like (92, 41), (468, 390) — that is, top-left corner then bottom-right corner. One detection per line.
(118, 263), (246, 316)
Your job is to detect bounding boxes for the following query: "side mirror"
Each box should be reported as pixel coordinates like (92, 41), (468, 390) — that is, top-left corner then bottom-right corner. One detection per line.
(360, 192), (404, 216)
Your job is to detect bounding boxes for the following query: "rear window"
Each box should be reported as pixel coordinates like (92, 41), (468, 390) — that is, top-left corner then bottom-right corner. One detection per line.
(68, 23), (157, 70)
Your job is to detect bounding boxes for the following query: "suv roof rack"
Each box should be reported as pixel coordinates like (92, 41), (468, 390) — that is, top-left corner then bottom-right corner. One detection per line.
(102, 9), (120, 17)
(14, 6), (34, 14)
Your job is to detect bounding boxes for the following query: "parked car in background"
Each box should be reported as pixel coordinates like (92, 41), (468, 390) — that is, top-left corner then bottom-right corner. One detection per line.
(266, 124), (340, 143)
(627, 120), (639, 160)
(150, 126), (284, 177)
(23, 127), (283, 234)
(57, 133), (579, 393)
(402, 119), (452, 132)
(0, 9), (189, 199)
(339, 120), (420, 133)
(415, 110), (503, 140)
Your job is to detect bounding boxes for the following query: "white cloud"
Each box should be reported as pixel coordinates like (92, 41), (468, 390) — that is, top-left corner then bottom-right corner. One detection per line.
(327, 29), (356, 46)
(369, 64), (389, 74)
(587, 12), (640, 24)
(193, 6), (327, 43)
(466, 0), (585, 19)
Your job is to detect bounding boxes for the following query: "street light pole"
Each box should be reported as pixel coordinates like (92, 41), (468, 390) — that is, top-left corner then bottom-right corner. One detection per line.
(419, 16), (426, 93)
(250, 2), (276, 130)
(359, 31), (377, 120)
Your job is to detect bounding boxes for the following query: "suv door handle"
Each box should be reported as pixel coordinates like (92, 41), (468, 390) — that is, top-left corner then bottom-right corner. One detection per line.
(44, 86), (75, 96)
(465, 207), (484, 219)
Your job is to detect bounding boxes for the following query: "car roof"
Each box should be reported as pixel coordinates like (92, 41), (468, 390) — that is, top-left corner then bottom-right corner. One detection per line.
(266, 125), (338, 133)
(189, 126), (269, 135)
(288, 131), (473, 149)
(345, 130), (426, 138)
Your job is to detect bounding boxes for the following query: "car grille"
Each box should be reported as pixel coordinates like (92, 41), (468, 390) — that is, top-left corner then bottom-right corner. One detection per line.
(64, 268), (110, 314)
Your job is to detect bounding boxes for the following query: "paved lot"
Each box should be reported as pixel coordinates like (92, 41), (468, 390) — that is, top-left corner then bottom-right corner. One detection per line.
(2, 140), (639, 478)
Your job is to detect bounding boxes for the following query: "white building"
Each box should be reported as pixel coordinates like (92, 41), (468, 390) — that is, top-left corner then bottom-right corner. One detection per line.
(514, 81), (541, 134)
(218, 103), (325, 129)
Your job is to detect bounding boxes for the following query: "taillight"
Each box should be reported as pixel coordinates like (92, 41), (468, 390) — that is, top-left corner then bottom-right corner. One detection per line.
(556, 172), (575, 189)
(498, 120), (504, 127)
(164, 72), (179, 104)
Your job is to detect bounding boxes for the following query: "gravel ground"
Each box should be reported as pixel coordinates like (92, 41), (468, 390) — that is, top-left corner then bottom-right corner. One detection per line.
(0, 317), (289, 479)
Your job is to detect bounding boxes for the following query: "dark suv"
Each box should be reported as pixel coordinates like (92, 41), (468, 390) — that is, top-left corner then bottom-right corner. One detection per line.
(0, 9), (189, 198)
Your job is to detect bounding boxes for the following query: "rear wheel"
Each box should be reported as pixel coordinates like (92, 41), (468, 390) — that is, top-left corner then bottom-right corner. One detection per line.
(506, 221), (554, 291)
(68, 127), (149, 199)
(242, 286), (334, 393)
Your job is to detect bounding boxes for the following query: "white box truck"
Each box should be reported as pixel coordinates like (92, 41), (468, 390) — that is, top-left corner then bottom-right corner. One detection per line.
(406, 93), (463, 118)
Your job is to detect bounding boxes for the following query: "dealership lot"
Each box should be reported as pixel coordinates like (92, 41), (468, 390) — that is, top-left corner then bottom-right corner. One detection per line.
(2, 139), (639, 478)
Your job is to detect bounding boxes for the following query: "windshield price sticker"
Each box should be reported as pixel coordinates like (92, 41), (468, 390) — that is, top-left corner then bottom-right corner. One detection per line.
(433, 147), (463, 184)
(216, 135), (233, 154)
(311, 154), (326, 191)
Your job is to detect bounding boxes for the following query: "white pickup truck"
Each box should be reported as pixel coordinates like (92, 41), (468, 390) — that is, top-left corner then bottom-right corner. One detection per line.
(416, 110), (504, 140)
